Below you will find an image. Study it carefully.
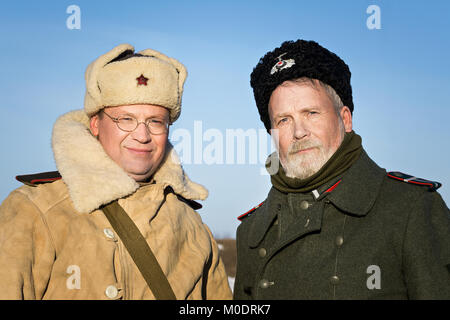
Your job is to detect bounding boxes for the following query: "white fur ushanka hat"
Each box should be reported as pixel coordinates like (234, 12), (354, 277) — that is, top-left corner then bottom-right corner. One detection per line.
(84, 43), (187, 123)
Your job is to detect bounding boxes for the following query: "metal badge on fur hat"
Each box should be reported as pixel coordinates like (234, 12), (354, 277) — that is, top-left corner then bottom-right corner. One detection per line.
(84, 44), (187, 123)
(270, 53), (296, 75)
(250, 40), (353, 131)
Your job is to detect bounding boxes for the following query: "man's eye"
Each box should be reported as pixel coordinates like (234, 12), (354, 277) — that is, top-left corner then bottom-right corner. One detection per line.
(278, 118), (288, 125)
(149, 119), (163, 124)
(120, 117), (135, 122)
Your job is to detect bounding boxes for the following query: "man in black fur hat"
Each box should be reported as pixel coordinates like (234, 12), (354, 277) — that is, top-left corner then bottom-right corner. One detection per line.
(234, 40), (450, 299)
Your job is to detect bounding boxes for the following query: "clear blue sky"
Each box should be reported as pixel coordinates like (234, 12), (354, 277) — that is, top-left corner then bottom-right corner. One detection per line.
(1, 0), (449, 237)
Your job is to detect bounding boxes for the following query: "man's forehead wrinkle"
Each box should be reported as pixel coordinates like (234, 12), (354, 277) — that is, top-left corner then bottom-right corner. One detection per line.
(273, 103), (323, 118)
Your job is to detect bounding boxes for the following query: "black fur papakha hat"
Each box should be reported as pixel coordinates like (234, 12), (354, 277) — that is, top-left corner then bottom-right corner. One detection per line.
(250, 40), (353, 131)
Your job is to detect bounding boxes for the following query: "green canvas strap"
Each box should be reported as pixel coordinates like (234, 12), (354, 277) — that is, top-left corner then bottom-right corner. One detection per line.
(101, 200), (176, 300)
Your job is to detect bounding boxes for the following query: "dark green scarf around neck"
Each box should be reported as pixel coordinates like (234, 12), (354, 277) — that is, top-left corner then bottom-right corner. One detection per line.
(266, 131), (362, 194)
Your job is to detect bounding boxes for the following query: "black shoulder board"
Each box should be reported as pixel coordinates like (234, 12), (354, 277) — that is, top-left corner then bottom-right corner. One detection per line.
(237, 201), (264, 221)
(16, 171), (62, 187)
(387, 171), (442, 191)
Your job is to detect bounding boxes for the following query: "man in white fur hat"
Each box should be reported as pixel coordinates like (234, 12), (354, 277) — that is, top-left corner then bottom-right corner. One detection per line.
(0, 44), (232, 300)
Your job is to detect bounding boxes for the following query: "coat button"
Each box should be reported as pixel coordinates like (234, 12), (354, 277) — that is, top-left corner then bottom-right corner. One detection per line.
(258, 247), (267, 258)
(330, 275), (340, 285)
(300, 200), (310, 210)
(259, 279), (274, 289)
(335, 235), (344, 247)
(105, 285), (118, 299)
(103, 228), (115, 240)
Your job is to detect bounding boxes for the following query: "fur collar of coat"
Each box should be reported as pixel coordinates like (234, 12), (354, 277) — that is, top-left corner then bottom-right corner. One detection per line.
(51, 110), (208, 214)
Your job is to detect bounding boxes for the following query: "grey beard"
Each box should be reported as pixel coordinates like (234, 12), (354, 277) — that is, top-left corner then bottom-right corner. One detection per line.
(280, 144), (332, 179)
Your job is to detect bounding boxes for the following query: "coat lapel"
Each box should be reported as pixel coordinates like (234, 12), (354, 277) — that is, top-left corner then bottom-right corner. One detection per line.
(248, 188), (281, 248)
(326, 150), (385, 216)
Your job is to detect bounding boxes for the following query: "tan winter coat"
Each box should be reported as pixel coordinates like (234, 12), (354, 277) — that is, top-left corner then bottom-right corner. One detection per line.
(0, 110), (232, 300)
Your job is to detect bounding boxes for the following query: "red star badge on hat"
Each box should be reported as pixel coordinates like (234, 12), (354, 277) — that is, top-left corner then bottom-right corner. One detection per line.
(136, 74), (148, 86)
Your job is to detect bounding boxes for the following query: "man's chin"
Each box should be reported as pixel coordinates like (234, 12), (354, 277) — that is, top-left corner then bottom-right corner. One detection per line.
(286, 151), (317, 165)
(128, 171), (154, 182)
(123, 165), (155, 182)
(284, 166), (318, 180)
(282, 155), (324, 179)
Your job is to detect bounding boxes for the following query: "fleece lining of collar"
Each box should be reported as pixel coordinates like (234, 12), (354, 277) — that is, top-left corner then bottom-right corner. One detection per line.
(52, 109), (208, 214)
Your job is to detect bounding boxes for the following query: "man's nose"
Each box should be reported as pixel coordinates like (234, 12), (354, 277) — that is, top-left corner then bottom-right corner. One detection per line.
(131, 122), (152, 143)
(292, 119), (309, 140)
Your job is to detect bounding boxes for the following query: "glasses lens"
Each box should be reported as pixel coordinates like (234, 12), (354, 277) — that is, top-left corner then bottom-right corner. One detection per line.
(117, 117), (138, 132)
(147, 119), (168, 134)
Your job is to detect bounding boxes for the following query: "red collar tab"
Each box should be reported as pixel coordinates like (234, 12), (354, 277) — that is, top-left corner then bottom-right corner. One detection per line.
(312, 179), (342, 200)
(387, 171), (442, 191)
(238, 201), (264, 221)
(325, 179), (342, 193)
(16, 171), (62, 187)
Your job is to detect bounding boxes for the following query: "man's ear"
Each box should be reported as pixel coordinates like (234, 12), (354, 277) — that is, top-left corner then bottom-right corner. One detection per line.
(340, 106), (353, 132)
(90, 114), (99, 137)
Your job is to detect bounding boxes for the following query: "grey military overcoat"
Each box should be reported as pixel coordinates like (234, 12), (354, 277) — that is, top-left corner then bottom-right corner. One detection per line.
(234, 150), (450, 299)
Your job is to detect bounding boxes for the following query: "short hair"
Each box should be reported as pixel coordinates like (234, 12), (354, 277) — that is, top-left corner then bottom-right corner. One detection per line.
(95, 109), (105, 120)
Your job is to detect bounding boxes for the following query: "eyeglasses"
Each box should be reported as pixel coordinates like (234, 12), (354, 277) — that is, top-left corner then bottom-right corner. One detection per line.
(102, 110), (169, 135)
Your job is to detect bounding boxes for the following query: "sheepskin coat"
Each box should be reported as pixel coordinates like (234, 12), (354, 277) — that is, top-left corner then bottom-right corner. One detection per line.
(0, 110), (232, 300)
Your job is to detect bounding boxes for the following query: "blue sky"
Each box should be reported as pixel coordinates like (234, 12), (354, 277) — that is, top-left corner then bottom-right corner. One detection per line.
(1, 1), (449, 237)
